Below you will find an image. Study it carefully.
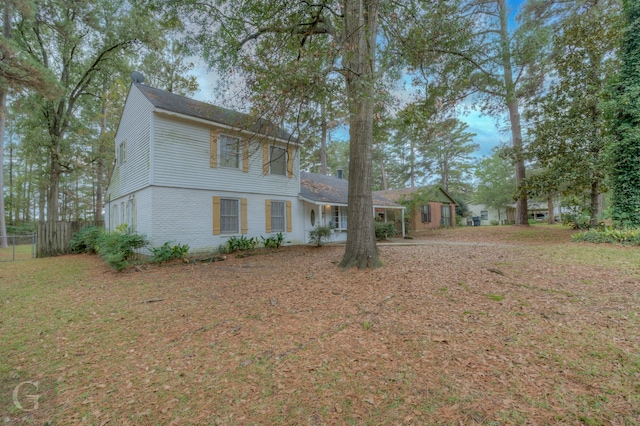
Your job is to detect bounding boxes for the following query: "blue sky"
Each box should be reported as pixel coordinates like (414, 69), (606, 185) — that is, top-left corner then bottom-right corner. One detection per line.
(192, 0), (527, 159)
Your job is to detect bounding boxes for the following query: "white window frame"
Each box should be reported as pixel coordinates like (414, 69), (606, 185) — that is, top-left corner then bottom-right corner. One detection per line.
(271, 200), (285, 232)
(333, 206), (348, 230)
(219, 134), (241, 169)
(270, 146), (287, 176)
(220, 198), (239, 234)
(481, 210), (489, 221)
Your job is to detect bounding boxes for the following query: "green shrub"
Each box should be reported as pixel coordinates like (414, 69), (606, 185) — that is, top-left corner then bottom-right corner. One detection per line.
(572, 226), (640, 245)
(563, 213), (592, 230)
(150, 242), (190, 263)
(97, 227), (147, 271)
(223, 235), (258, 253)
(6, 222), (37, 235)
(261, 233), (284, 249)
(70, 226), (104, 254)
(374, 221), (396, 240)
(309, 225), (332, 246)
(490, 220), (500, 226)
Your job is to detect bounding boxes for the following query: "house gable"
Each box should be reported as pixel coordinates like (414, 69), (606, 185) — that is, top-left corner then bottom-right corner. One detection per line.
(106, 84), (154, 201)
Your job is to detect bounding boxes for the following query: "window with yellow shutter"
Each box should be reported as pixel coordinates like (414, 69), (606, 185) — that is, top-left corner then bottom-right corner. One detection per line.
(220, 199), (239, 233)
(270, 146), (287, 175)
(270, 201), (285, 232)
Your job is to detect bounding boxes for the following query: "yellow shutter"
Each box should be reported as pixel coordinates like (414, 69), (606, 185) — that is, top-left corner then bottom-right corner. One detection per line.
(265, 200), (272, 233)
(242, 141), (249, 173)
(241, 198), (248, 234)
(263, 144), (269, 175)
(210, 129), (218, 168)
(287, 146), (294, 178)
(212, 196), (220, 235)
(286, 200), (292, 232)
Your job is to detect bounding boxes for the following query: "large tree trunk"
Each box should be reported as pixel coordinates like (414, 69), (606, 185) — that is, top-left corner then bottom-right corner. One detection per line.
(590, 180), (599, 227)
(96, 88), (107, 221)
(339, 0), (380, 269)
(547, 195), (554, 224)
(498, 0), (528, 226)
(47, 150), (61, 221)
(410, 140), (415, 188)
(320, 103), (327, 175)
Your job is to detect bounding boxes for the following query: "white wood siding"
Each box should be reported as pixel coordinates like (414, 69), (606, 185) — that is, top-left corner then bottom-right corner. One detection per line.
(152, 114), (300, 197)
(107, 85), (153, 199)
(147, 186), (304, 252)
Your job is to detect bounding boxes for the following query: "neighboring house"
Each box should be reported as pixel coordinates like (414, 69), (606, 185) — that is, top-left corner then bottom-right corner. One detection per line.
(374, 186), (457, 233)
(105, 78), (404, 251)
(300, 172), (405, 242)
(466, 204), (515, 226)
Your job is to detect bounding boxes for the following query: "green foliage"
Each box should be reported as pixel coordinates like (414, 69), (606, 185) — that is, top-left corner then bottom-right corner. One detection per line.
(70, 226), (104, 254)
(308, 226), (333, 247)
(452, 195), (468, 219)
(149, 242), (190, 264)
(524, 1), (620, 226)
(97, 228), (148, 271)
(563, 213), (601, 230)
(6, 223), (37, 235)
(261, 233), (284, 249)
(223, 236), (258, 253)
(374, 222), (396, 240)
(572, 226), (640, 245)
(474, 149), (517, 210)
(490, 220), (500, 226)
(609, 0), (640, 227)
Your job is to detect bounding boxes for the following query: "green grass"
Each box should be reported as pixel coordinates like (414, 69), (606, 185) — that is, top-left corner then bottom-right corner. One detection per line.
(0, 244), (34, 261)
(483, 293), (504, 301)
(540, 244), (640, 275)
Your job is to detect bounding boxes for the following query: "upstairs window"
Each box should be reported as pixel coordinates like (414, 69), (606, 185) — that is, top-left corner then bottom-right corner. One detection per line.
(270, 146), (287, 176)
(220, 135), (240, 168)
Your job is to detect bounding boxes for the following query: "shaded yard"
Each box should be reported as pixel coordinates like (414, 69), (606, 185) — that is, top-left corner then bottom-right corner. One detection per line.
(1, 225), (639, 424)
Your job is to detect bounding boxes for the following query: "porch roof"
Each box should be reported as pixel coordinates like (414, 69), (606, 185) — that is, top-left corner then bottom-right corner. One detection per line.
(299, 172), (402, 208)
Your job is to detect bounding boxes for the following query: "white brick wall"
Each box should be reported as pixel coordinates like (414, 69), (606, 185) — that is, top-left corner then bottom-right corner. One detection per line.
(148, 186), (305, 252)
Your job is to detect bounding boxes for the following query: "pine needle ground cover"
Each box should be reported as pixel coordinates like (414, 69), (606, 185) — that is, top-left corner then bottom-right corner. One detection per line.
(1, 226), (639, 425)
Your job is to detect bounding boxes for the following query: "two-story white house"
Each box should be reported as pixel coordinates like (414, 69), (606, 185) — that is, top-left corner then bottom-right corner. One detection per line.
(105, 77), (404, 252)
(105, 79), (305, 252)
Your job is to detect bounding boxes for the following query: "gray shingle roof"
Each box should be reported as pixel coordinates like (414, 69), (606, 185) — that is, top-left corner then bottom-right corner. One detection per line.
(374, 186), (457, 205)
(135, 83), (297, 143)
(300, 171), (401, 207)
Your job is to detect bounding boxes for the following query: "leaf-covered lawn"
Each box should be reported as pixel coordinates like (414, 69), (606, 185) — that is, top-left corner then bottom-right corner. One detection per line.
(2, 226), (639, 425)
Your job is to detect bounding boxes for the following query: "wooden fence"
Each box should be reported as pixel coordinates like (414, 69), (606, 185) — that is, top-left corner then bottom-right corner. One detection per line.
(37, 221), (104, 258)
